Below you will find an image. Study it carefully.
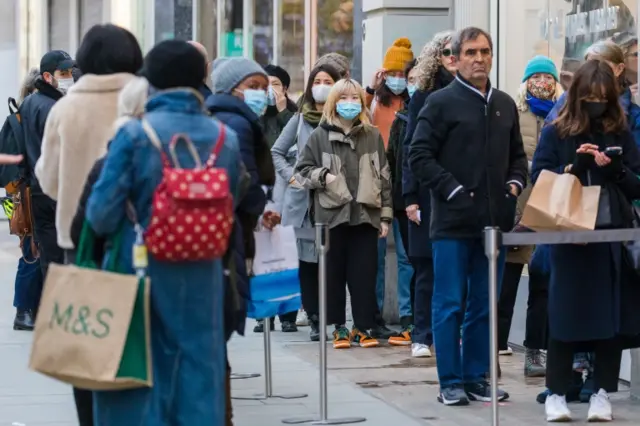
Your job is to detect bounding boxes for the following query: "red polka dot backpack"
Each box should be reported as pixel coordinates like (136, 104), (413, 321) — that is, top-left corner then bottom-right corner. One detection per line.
(141, 119), (234, 261)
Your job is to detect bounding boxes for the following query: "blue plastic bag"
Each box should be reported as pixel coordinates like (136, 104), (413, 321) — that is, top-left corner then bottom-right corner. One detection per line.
(247, 268), (301, 319)
(247, 226), (301, 319)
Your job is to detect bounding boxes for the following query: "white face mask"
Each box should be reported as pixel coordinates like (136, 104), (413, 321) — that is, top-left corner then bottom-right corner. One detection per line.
(312, 84), (332, 103)
(57, 78), (74, 92)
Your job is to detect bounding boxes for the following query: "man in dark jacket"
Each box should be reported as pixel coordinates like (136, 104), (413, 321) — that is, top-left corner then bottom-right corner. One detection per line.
(409, 27), (527, 406)
(20, 50), (72, 280)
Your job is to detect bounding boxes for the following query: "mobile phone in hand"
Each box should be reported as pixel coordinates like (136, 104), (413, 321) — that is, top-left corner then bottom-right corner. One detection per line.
(604, 146), (623, 157)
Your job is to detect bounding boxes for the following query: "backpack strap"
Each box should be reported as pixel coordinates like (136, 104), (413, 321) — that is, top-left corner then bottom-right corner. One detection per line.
(141, 118), (171, 168)
(205, 124), (227, 168)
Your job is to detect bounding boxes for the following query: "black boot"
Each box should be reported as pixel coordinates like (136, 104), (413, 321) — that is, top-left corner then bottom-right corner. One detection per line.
(309, 315), (320, 342)
(253, 319), (275, 333)
(281, 321), (298, 332)
(14, 309), (35, 331)
(370, 314), (395, 339)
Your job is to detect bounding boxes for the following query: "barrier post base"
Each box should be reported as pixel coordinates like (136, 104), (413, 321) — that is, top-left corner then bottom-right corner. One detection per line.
(282, 417), (366, 425)
(233, 392), (308, 401)
(230, 372), (261, 380)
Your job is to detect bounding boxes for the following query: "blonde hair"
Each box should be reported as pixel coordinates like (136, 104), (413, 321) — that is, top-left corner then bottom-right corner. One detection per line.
(515, 81), (564, 112)
(414, 30), (455, 92)
(322, 79), (371, 126)
(584, 40), (625, 64)
(113, 76), (149, 132)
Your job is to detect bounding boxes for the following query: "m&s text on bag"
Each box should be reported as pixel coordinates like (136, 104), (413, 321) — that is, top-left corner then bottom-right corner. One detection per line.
(49, 302), (114, 338)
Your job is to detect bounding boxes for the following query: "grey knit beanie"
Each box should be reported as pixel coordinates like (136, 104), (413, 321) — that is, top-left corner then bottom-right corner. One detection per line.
(211, 57), (268, 94)
(314, 53), (350, 78)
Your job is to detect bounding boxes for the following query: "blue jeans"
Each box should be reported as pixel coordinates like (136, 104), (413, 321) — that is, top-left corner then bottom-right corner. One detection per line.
(376, 219), (414, 318)
(13, 236), (43, 311)
(432, 238), (505, 388)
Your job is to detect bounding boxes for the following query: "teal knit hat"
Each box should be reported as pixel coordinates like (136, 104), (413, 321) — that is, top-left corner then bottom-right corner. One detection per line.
(522, 55), (559, 82)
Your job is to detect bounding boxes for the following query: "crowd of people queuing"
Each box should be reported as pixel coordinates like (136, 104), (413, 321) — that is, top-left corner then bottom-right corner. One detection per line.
(2, 18), (640, 425)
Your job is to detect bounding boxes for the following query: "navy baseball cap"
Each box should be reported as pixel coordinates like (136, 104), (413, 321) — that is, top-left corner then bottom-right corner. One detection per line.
(40, 50), (75, 75)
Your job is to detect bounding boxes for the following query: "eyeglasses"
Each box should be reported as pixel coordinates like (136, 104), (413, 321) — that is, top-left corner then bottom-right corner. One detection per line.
(442, 49), (453, 57)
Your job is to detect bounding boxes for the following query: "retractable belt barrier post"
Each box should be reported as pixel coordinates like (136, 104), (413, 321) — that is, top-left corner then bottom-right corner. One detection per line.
(282, 224), (366, 425)
(233, 259), (308, 401)
(483, 226), (640, 426)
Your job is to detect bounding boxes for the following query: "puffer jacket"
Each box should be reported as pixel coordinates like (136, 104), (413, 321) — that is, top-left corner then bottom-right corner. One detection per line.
(294, 122), (393, 229)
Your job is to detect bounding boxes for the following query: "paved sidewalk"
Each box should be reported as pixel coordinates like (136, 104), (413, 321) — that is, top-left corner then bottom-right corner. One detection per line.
(0, 234), (76, 426)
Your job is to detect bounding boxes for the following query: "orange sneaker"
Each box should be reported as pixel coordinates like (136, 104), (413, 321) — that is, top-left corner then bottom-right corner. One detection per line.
(388, 325), (413, 346)
(333, 326), (351, 349)
(351, 327), (379, 348)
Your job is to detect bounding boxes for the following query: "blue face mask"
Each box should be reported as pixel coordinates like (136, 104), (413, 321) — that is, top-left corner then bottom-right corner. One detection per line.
(407, 84), (417, 98)
(386, 76), (407, 95)
(267, 86), (277, 106)
(336, 101), (362, 121)
(244, 89), (268, 116)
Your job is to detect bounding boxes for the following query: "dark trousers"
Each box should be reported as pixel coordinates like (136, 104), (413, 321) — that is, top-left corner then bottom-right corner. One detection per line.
(497, 262), (549, 350)
(524, 271), (549, 350)
(497, 262), (524, 350)
(299, 260), (319, 317)
(264, 311), (297, 324)
(13, 236), (43, 310)
(547, 338), (622, 395)
(411, 256), (434, 346)
(31, 193), (64, 279)
(64, 250), (94, 426)
(326, 224), (378, 330)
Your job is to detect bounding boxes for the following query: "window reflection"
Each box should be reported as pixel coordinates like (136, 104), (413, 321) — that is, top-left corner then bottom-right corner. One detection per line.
(317, 0), (353, 63)
(155, 0), (193, 41)
(281, 0), (305, 94)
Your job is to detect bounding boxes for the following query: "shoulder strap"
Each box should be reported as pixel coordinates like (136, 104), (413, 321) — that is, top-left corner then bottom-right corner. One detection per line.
(205, 123), (227, 168)
(141, 118), (171, 168)
(8, 98), (18, 115)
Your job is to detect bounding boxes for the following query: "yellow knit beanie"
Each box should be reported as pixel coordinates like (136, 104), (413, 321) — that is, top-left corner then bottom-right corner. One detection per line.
(383, 37), (414, 72)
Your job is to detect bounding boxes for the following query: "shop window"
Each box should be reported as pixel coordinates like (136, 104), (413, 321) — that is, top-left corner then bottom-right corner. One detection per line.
(501, 0), (639, 97)
(550, 0), (638, 87)
(155, 0), (193, 41)
(49, 0), (71, 51)
(79, 0), (104, 38)
(317, 0), (353, 65)
(281, 0), (305, 94)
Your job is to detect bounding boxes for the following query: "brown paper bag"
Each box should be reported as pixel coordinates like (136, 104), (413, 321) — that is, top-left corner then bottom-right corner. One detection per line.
(29, 264), (152, 390)
(521, 170), (601, 231)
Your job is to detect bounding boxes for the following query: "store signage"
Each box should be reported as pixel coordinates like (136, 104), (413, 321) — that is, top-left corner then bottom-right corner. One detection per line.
(541, 5), (621, 40)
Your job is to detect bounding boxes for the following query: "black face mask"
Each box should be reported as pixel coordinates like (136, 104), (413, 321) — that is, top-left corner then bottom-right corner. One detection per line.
(583, 101), (607, 119)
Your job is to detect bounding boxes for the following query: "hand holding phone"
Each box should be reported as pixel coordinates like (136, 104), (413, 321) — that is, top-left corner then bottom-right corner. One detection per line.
(604, 146), (623, 157)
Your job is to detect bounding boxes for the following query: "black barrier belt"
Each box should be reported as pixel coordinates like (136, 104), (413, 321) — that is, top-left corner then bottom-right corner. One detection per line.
(501, 228), (640, 246)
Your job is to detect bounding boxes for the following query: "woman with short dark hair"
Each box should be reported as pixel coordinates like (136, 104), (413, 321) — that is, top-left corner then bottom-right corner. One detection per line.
(75, 24), (143, 75)
(533, 59), (640, 422)
(34, 23), (143, 426)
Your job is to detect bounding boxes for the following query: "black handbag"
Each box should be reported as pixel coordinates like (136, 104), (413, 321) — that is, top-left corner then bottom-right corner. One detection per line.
(588, 171), (613, 229)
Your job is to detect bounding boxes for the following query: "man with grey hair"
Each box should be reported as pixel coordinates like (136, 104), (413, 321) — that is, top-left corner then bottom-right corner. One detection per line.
(189, 40), (213, 99)
(409, 26), (527, 406)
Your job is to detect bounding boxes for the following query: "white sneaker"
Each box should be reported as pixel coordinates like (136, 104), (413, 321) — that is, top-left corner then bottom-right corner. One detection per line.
(411, 343), (432, 358)
(499, 346), (513, 356)
(296, 309), (309, 327)
(588, 389), (613, 422)
(545, 394), (572, 422)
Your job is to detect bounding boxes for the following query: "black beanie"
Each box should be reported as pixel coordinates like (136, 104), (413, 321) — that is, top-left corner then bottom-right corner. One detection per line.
(141, 40), (205, 90)
(264, 64), (291, 89)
